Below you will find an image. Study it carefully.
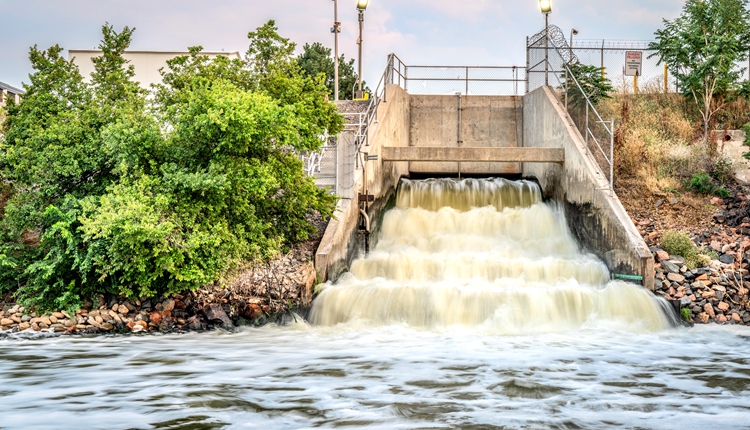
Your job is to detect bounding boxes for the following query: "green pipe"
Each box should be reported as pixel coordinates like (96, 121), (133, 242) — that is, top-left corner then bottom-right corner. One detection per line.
(613, 274), (643, 281)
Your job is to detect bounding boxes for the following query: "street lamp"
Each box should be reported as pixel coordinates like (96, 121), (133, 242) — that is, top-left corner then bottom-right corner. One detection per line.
(569, 28), (578, 63)
(331, 0), (341, 101)
(539, 0), (551, 86)
(356, 0), (369, 99)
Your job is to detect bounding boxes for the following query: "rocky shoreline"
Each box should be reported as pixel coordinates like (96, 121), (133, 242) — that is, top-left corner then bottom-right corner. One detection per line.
(638, 192), (750, 325)
(0, 217), (323, 337)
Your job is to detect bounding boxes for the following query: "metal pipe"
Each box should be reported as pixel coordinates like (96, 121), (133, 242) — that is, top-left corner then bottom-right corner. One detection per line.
(359, 209), (370, 233)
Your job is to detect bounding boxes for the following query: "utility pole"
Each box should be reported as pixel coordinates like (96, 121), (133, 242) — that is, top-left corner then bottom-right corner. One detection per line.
(331, 0), (341, 101)
(356, 0), (369, 99)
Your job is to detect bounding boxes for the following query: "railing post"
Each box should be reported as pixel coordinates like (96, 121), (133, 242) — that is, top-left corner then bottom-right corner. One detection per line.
(610, 118), (614, 197)
(584, 102), (589, 154)
(525, 37), (530, 93)
(564, 67), (568, 111)
(404, 66), (409, 92)
(465, 66), (469, 95)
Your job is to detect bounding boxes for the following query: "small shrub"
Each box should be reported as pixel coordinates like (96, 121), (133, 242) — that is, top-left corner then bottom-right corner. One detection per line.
(662, 230), (696, 258)
(687, 171), (713, 193)
(711, 155), (734, 185)
(661, 230), (708, 269)
(703, 249), (720, 260)
(685, 171), (730, 197)
(680, 307), (692, 322)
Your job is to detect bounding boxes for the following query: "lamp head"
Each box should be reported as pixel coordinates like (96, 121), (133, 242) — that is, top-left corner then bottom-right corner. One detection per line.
(539, 0), (551, 14)
(572, 28), (579, 35)
(357, 0), (369, 10)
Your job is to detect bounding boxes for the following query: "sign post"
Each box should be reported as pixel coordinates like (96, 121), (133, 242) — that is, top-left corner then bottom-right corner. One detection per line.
(625, 51), (642, 94)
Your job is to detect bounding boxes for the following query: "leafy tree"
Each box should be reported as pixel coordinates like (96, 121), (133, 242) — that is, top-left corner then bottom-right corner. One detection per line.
(297, 42), (368, 100)
(0, 21), (342, 311)
(649, 0), (750, 140)
(563, 63), (613, 107)
(0, 24), (146, 310)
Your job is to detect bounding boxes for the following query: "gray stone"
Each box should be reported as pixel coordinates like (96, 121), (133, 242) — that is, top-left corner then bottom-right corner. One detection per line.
(715, 290), (724, 302)
(670, 256), (686, 264)
(713, 285), (727, 292)
(719, 254), (736, 265)
(661, 261), (681, 273)
(667, 272), (685, 283)
(679, 296), (692, 306)
(655, 199), (664, 208)
(203, 304), (233, 327)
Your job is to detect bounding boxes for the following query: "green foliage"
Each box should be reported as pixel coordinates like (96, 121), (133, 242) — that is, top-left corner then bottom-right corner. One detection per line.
(649, 0), (750, 138)
(681, 307), (692, 321)
(563, 62), (614, 106)
(0, 21), (341, 311)
(711, 154), (734, 184)
(743, 122), (750, 159)
(661, 229), (711, 269)
(685, 171), (730, 196)
(297, 42), (369, 100)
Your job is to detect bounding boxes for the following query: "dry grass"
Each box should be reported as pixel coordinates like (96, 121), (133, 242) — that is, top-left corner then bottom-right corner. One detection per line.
(599, 86), (707, 195)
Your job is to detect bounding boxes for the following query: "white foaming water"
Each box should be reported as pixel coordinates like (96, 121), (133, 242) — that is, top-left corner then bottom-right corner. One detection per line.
(311, 178), (675, 332)
(6, 178), (749, 429)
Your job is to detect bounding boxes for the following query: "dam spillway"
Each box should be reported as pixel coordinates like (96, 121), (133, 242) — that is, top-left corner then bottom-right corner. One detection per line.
(311, 178), (675, 332)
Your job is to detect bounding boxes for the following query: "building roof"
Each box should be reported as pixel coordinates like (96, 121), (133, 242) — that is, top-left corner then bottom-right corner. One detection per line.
(68, 49), (241, 58)
(0, 81), (24, 95)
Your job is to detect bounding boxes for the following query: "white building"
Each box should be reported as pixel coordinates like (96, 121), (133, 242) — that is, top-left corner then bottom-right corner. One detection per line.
(0, 81), (23, 107)
(1, 81), (24, 126)
(68, 50), (242, 89)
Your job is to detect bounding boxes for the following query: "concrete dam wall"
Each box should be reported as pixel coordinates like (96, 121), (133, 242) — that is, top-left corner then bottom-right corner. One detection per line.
(315, 84), (654, 291)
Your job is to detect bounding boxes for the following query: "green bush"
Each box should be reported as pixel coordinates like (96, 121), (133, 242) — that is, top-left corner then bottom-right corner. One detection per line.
(681, 307), (692, 321)
(661, 230), (710, 269)
(0, 22), (341, 311)
(685, 171), (729, 197)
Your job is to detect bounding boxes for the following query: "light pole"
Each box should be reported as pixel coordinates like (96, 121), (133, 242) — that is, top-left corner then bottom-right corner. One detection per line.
(569, 28), (578, 63)
(539, 0), (552, 86)
(331, 0), (341, 101)
(356, 0), (369, 99)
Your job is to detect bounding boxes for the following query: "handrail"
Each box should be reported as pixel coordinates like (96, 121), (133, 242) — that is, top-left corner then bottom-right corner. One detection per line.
(532, 34), (615, 195)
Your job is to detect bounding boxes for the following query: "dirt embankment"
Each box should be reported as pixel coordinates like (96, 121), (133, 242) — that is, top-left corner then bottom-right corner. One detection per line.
(620, 180), (750, 325)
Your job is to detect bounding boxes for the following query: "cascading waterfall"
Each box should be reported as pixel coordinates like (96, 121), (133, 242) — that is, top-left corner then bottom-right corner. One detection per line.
(310, 178), (676, 333)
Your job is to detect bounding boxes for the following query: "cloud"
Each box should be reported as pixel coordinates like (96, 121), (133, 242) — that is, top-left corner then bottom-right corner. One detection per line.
(0, 0), (692, 88)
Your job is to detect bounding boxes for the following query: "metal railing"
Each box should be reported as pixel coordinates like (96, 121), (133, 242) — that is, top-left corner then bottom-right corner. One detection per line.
(385, 55), (526, 96)
(528, 26), (615, 195)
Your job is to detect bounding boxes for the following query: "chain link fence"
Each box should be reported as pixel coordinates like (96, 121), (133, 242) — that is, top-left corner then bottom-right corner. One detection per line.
(569, 40), (676, 94)
(527, 26), (615, 191)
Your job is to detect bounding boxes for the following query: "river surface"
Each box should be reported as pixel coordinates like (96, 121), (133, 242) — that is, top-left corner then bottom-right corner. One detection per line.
(2, 178), (750, 429)
(1, 324), (750, 429)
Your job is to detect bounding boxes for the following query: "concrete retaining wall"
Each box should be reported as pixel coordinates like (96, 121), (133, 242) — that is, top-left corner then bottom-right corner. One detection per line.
(409, 95), (523, 175)
(316, 84), (654, 290)
(315, 85), (411, 282)
(522, 86), (654, 290)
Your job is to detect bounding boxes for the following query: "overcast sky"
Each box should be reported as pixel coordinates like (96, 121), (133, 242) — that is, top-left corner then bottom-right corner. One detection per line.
(0, 0), (685, 90)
